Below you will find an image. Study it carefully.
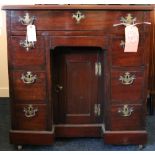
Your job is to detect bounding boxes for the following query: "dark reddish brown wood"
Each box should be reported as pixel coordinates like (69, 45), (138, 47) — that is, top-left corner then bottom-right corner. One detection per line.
(2, 5), (153, 10)
(55, 125), (102, 137)
(44, 36), (53, 131)
(51, 36), (107, 49)
(10, 30), (109, 36)
(10, 130), (54, 145)
(149, 9), (155, 107)
(2, 5), (152, 146)
(104, 131), (147, 145)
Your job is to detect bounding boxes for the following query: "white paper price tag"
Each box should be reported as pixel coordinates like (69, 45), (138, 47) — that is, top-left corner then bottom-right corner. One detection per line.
(124, 25), (139, 52)
(27, 25), (37, 42)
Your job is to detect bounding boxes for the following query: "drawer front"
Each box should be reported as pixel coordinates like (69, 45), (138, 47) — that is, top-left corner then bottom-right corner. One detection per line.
(11, 11), (144, 31)
(11, 71), (47, 101)
(12, 104), (47, 130)
(109, 104), (145, 130)
(111, 69), (145, 102)
(10, 36), (45, 68)
(111, 37), (145, 67)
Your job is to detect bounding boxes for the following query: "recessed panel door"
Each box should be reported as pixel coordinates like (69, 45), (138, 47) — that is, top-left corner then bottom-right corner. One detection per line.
(53, 47), (103, 124)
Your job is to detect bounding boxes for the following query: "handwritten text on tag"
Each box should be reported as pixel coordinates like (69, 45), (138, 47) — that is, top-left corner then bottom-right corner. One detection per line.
(27, 25), (37, 42)
(124, 25), (139, 52)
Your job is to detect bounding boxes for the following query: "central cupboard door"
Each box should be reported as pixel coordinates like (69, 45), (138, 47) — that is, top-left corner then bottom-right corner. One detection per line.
(52, 47), (104, 124)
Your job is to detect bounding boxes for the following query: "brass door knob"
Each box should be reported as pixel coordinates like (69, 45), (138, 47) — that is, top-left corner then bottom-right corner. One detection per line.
(55, 84), (63, 93)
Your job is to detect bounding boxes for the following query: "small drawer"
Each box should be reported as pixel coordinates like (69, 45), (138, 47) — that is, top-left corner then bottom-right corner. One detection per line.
(111, 69), (145, 102)
(10, 36), (45, 68)
(11, 11), (144, 31)
(12, 104), (47, 130)
(11, 71), (47, 101)
(109, 104), (145, 130)
(111, 37), (145, 67)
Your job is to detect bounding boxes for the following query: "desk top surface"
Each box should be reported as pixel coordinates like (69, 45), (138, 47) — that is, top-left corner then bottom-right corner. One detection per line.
(2, 4), (153, 10)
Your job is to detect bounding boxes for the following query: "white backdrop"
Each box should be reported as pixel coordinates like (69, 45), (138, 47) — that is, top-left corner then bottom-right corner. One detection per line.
(0, 0), (154, 5)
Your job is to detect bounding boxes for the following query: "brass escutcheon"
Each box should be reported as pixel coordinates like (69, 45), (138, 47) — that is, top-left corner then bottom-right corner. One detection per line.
(72, 11), (85, 24)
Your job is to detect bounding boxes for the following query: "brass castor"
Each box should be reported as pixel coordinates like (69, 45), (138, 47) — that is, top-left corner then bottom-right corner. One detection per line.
(17, 145), (23, 150)
(138, 144), (145, 150)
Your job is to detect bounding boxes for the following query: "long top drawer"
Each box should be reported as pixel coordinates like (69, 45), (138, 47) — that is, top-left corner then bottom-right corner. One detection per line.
(10, 11), (146, 32)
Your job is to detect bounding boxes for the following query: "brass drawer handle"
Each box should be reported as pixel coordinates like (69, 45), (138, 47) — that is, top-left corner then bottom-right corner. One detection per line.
(21, 71), (37, 84)
(120, 14), (136, 25)
(20, 39), (35, 51)
(72, 11), (85, 24)
(23, 104), (38, 118)
(118, 104), (134, 117)
(113, 13), (151, 27)
(19, 13), (36, 25)
(119, 72), (136, 85)
(113, 13), (136, 27)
